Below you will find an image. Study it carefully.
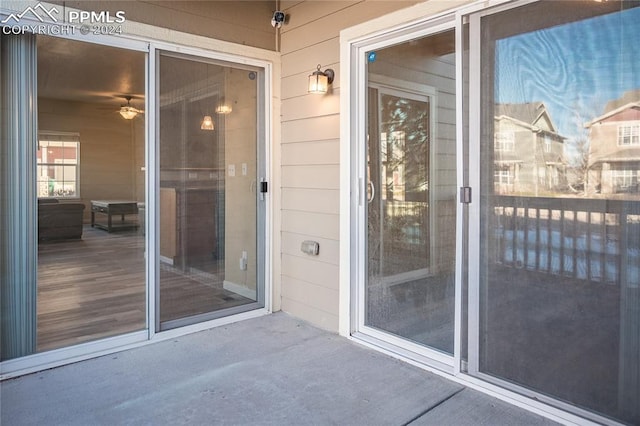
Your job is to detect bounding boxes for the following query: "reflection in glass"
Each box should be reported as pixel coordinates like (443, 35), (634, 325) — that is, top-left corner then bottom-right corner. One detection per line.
(158, 53), (261, 327)
(478, 2), (640, 423)
(365, 30), (456, 354)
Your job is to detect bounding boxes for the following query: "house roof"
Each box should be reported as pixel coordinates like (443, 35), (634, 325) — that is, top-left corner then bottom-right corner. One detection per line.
(586, 89), (640, 127)
(494, 152), (524, 163)
(603, 89), (640, 114)
(495, 102), (563, 137)
(590, 147), (640, 164)
(496, 102), (546, 124)
(543, 153), (564, 164)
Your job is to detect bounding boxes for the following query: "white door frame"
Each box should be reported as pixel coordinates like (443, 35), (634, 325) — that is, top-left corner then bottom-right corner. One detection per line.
(340, 11), (459, 372)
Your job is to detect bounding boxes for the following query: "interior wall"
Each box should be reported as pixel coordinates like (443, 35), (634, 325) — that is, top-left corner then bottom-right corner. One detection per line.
(279, 0), (423, 331)
(224, 68), (258, 296)
(49, 1), (277, 51)
(38, 98), (143, 222)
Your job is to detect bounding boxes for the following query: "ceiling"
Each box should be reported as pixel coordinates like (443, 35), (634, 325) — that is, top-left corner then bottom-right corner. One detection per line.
(37, 36), (145, 108)
(36, 36), (243, 110)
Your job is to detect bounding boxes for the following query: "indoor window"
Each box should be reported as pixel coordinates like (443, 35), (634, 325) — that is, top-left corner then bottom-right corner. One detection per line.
(37, 132), (80, 198)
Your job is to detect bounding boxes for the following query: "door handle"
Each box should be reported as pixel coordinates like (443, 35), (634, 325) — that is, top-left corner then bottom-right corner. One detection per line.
(367, 181), (375, 204)
(259, 178), (267, 201)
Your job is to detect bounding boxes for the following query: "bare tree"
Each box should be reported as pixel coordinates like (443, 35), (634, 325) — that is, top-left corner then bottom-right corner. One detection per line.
(564, 98), (602, 196)
(566, 135), (590, 195)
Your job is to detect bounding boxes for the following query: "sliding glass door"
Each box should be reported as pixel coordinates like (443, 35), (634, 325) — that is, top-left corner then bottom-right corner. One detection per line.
(1, 34), (147, 360)
(359, 28), (458, 360)
(157, 52), (266, 330)
(37, 37), (147, 352)
(1, 30), (269, 369)
(348, 1), (638, 423)
(468, 2), (640, 423)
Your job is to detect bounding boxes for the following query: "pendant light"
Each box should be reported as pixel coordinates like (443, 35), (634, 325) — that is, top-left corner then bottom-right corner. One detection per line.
(200, 63), (215, 131)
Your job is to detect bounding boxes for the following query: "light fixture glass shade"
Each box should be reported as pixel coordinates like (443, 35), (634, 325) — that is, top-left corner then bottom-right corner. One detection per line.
(215, 104), (232, 114)
(119, 106), (138, 120)
(308, 72), (329, 94)
(201, 115), (215, 130)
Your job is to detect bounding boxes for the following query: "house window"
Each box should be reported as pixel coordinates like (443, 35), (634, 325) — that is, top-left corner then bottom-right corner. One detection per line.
(612, 169), (637, 191)
(37, 132), (80, 198)
(544, 135), (552, 153)
(494, 168), (514, 193)
(617, 124), (640, 146)
(494, 131), (514, 151)
(549, 166), (559, 186)
(538, 166), (547, 185)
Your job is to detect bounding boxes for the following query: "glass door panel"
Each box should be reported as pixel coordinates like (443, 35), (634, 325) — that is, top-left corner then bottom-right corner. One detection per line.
(471, 2), (640, 423)
(36, 36), (146, 353)
(158, 52), (263, 329)
(364, 29), (457, 354)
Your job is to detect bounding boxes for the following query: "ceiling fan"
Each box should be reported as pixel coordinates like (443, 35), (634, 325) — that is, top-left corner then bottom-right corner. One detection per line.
(119, 96), (144, 120)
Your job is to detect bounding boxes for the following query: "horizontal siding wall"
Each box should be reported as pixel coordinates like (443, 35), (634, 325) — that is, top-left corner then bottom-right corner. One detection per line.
(49, 1), (277, 50)
(279, 0), (420, 331)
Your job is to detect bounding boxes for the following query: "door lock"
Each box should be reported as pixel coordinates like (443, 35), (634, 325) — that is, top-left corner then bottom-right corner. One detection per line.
(460, 186), (472, 204)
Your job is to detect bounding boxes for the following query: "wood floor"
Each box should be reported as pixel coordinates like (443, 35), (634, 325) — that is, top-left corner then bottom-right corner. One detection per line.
(37, 226), (252, 352)
(159, 262), (252, 323)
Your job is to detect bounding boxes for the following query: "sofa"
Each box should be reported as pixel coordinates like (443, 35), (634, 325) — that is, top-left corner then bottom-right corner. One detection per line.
(38, 199), (86, 241)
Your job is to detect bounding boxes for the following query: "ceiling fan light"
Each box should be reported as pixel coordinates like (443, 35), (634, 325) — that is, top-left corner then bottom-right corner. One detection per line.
(119, 106), (138, 120)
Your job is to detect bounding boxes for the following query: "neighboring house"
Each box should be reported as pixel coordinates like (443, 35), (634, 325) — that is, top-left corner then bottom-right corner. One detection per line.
(586, 90), (640, 195)
(494, 103), (566, 195)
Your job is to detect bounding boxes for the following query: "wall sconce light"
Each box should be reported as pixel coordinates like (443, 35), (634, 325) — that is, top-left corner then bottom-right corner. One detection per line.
(201, 115), (215, 130)
(215, 104), (232, 114)
(308, 64), (334, 94)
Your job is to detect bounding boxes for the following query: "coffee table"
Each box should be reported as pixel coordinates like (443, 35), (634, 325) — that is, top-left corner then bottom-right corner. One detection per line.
(91, 200), (139, 233)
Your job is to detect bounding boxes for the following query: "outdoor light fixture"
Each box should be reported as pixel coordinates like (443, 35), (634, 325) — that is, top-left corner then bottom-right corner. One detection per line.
(308, 64), (334, 94)
(201, 115), (215, 130)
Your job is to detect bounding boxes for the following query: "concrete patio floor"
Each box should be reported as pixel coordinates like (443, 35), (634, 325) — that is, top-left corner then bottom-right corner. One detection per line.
(1, 312), (559, 425)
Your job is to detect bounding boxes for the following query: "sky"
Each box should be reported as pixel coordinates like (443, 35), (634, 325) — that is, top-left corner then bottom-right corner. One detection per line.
(495, 5), (640, 143)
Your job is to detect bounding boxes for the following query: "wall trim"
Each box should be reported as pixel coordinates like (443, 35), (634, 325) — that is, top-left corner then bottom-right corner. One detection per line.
(223, 280), (257, 300)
